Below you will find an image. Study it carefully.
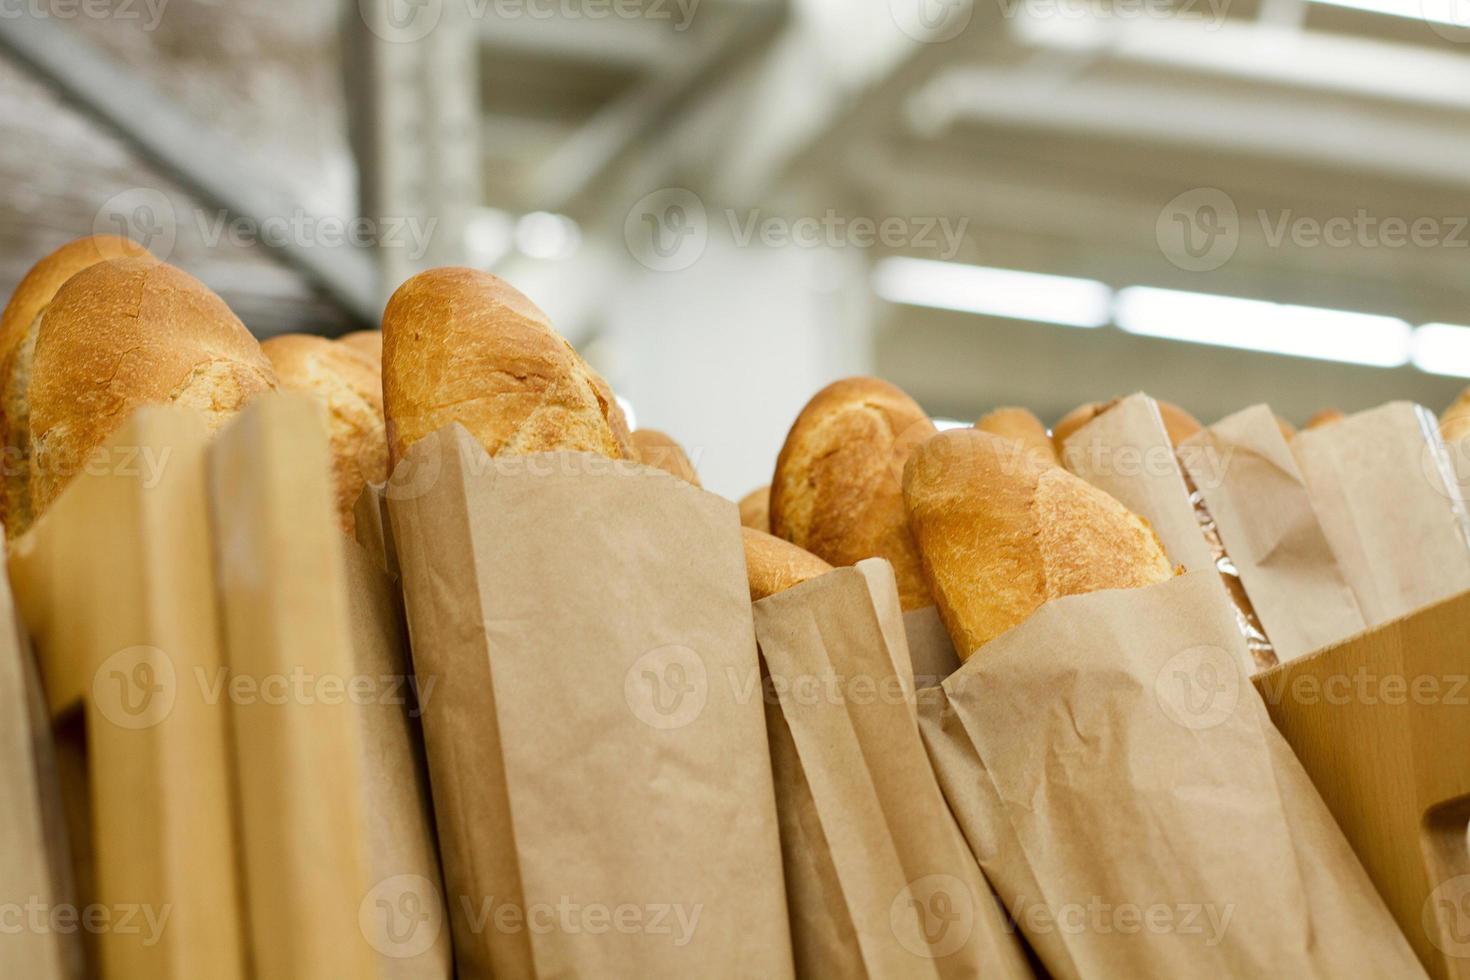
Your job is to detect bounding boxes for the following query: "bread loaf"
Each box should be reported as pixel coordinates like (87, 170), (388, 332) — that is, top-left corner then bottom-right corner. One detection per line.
(975, 406), (1058, 465)
(903, 428), (1174, 660)
(382, 268), (633, 467)
(262, 334), (387, 532)
(1305, 408), (1345, 431)
(739, 485), (770, 532)
(630, 428), (700, 486)
(1441, 388), (1470, 443)
(339, 330), (383, 363)
(28, 257), (277, 520)
(0, 235), (152, 531)
(1054, 398), (1201, 454)
(743, 527), (832, 602)
(770, 377), (936, 611)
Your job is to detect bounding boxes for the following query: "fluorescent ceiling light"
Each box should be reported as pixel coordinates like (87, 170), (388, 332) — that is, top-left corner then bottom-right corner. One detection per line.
(1114, 286), (1412, 368)
(1309, 0), (1468, 27)
(1413, 323), (1470, 378)
(872, 257), (1112, 329)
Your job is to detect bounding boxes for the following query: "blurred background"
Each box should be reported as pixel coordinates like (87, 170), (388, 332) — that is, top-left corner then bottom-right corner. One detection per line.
(2, 0), (1469, 496)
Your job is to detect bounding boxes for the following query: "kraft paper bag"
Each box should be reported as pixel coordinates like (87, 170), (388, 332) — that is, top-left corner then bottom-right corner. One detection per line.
(207, 395), (451, 978)
(387, 424), (793, 979)
(354, 481), (399, 580)
(1179, 405), (1367, 663)
(907, 617), (1079, 980)
(1061, 393), (1280, 671)
(941, 571), (1422, 978)
(752, 560), (1032, 980)
(1291, 401), (1470, 627)
(0, 539), (81, 980)
(1059, 393), (1216, 573)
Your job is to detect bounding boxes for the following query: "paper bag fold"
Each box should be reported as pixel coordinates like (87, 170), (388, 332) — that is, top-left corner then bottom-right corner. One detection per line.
(388, 425), (793, 979)
(1180, 405), (1367, 662)
(1291, 402), (1470, 627)
(942, 571), (1421, 978)
(753, 561), (1032, 979)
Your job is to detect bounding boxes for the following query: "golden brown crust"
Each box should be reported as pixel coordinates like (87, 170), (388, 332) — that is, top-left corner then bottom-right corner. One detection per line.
(0, 236), (150, 367)
(1053, 397), (1201, 452)
(1305, 408), (1345, 431)
(381, 267), (633, 467)
(262, 334), (387, 533)
(28, 258), (277, 520)
(743, 526), (832, 602)
(1444, 389), (1470, 444)
(739, 484), (770, 532)
(0, 236), (153, 531)
(903, 429), (1174, 660)
(770, 377), (936, 611)
(1275, 415), (1298, 441)
(630, 428), (700, 487)
(975, 406), (1058, 466)
(338, 330), (383, 364)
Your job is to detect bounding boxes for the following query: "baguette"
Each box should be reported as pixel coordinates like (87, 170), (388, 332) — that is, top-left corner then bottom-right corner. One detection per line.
(1305, 408), (1344, 431)
(630, 428), (700, 487)
(28, 257), (277, 520)
(743, 527), (832, 602)
(770, 377), (935, 611)
(1442, 388), (1470, 444)
(338, 329), (383, 364)
(903, 428), (1174, 660)
(975, 406), (1058, 466)
(0, 235), (152, 531)
(382, 268), (633, 467)
(739, 485), (770, 532)
(1054, 398), (1201, 454)
(262, 334), (387, 532)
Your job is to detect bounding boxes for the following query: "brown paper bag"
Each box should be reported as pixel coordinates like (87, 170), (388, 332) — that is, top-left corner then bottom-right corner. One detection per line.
(387, 424), (793, 978)
(940, 571), (1422, 977)
(0, 532), (81, 980)
(752, 560), (1032, 979)
(1059, 392), (1216, 573)
(207, 395), (452, 978)
(1179, 405), (1367, 662)
(7, 407), (247, 978)
(1291, 401), (1470, 627)
(907, 617), (1080, 980)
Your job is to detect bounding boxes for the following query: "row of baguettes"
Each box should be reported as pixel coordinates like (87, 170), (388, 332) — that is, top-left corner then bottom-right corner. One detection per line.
(6, 247), (1469, 643)
(0, 248), (689, 537)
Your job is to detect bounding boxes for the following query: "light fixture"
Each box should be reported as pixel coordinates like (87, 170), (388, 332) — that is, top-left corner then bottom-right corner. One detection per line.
(1114, 286), (1412, 368)
(514, 212), (582, 261)
(1413, 323), (1470, 378)
(1308, 0), (1468, 28)
(872, 257), (1113, 329)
